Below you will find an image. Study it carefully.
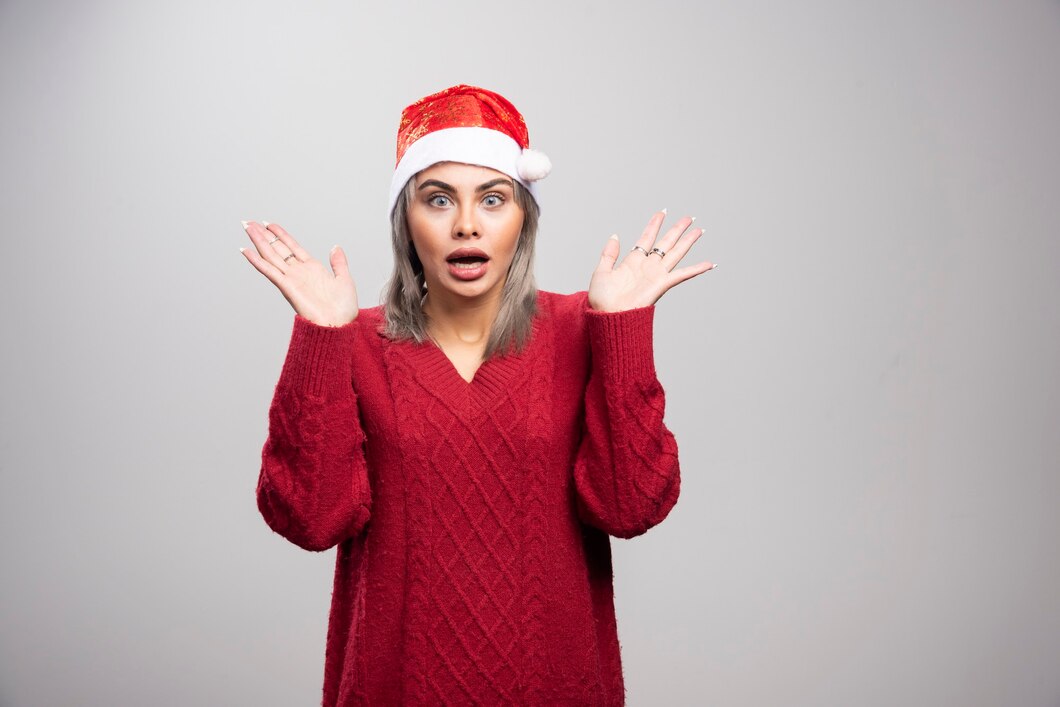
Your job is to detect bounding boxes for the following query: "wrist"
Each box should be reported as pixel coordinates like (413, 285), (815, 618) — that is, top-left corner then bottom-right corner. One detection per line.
(585, 303), (657, 381)
(296, 311), (359, 329)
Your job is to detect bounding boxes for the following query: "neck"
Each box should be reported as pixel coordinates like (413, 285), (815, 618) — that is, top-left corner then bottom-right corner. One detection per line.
(423, 286), (503, 345)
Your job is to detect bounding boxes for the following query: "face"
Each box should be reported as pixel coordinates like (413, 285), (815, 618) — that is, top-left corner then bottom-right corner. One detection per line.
(406, 161), (525, 304)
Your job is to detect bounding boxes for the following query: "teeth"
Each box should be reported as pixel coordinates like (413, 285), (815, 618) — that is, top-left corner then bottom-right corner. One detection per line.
(452, 261), (483, 269)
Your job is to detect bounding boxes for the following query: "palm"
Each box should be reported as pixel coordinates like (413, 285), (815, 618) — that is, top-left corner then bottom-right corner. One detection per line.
(587, 211), (715, 313)
(240, 221), (359, 327)
(589, 260), (645, 310)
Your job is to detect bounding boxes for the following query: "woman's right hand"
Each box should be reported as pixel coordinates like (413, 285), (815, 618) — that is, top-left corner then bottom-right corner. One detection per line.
(240, 221), (359, 327)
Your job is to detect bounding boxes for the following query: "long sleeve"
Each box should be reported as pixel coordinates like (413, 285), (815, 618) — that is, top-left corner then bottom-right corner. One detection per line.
(256, 313), (372, 552)
(572, 301), (681, 539)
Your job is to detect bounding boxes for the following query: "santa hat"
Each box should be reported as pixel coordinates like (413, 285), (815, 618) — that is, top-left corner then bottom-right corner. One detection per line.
(388, 84), (551, 219)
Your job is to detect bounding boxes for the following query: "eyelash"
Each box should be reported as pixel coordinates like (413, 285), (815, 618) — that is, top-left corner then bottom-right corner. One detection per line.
(428, 192), (505, 208)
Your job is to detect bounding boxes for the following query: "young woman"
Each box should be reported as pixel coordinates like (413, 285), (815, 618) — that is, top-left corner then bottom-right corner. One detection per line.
(240, 84), (715, 706)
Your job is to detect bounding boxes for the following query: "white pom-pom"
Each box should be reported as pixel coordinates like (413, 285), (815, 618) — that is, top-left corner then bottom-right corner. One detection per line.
(517, 148), (552, 181)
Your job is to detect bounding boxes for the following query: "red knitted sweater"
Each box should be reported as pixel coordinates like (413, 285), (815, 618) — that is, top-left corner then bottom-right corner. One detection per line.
(256, 289), (681, 706)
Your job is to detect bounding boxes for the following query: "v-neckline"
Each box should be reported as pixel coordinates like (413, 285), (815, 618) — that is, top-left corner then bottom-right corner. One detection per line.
(426, 338), (487, 385)
(387, 321), (540, 408)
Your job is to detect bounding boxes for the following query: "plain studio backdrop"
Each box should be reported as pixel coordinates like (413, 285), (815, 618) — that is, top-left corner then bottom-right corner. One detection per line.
(1, 1), (1058, 705)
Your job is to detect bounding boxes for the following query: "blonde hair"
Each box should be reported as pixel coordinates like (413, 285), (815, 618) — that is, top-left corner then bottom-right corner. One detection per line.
(381, 174), (541, 360)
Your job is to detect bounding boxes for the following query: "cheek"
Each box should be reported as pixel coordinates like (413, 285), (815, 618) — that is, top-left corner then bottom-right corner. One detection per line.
(406, 208), (427, 236)
(504, 213), (525, 250)
(407, 214), (441, 253)
(407, 201), (441, 230)
(500, 229), (522, 262)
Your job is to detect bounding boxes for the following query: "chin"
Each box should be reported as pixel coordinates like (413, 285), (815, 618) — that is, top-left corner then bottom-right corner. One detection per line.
(454, 280), (498, 298)
(436, 276), (501, 300)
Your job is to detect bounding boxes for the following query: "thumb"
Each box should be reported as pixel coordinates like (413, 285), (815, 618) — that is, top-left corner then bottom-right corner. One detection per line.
(595, 234), (620, 273)
(329, 245), (350, 278)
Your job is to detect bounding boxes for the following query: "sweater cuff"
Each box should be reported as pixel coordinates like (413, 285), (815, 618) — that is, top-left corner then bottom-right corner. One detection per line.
(278, 313), (360, 399)
(585, 303), (657, 381)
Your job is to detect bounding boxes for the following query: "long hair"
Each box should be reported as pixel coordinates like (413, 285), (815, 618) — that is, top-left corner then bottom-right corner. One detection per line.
(381, 174), (541, 360)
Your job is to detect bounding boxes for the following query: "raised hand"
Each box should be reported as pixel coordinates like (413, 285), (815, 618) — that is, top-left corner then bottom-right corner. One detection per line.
(240, 221), (359, 327)
(588, 210), (716, 313)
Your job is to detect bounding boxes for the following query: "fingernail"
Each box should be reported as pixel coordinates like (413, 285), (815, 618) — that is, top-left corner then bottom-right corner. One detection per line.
(262, 221), (270, 227)
(239, 247), (246, 253)
(661, 208), (667, 215)
(690, 216), (697, 222)
(241, 220), (250, 230)
(609, 234), (619, 240)
(711, 263), (718, 270)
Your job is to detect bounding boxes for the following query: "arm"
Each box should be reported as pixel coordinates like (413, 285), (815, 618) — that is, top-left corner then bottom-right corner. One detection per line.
(572, 300), (681, 539)
(256, 313), (372, 551)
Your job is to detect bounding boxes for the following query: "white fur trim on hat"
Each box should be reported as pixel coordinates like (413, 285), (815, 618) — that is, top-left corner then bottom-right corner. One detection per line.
(388, 127), (546, 219)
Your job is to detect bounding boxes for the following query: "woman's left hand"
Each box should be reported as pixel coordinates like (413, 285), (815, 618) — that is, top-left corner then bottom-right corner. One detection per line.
(588, 210), (716, 313)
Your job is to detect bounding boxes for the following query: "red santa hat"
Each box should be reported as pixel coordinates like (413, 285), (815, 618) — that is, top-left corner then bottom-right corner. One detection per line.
(388, 84), (551, 219)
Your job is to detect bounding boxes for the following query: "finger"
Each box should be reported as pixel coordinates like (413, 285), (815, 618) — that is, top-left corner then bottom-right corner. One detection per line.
(595, 234), (621, 273)
(656, 227), (705, 272)
(263, 222), (313, 263)
(668, 259), (716, 286)
(329, 245), (351, 279)
(630, 209), (667, 257)
(240, 244), (285, 286)
(244, 221), (293, 274)
(654, 215), (698, 256)
(624, 209), (672, 269)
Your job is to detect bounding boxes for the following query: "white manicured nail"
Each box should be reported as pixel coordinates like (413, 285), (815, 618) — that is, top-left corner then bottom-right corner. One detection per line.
(262, 221), (270, 227)
(609, 234), (619, 240)
(691, 216), (697, 222)
(661, 208), (667, 215)
(241, 220), (249, 230)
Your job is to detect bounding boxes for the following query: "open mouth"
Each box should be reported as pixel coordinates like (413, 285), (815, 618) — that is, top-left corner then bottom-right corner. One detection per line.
(445, 247), (490, 279)
(447, 256), (489, 269)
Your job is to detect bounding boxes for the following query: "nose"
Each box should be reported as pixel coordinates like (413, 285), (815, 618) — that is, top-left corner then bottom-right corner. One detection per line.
(454, 201), (479, 239)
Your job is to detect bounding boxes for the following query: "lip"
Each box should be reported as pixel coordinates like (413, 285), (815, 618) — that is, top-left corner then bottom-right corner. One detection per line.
(447, 259), (489, 281)
(445, 247), (490, 261)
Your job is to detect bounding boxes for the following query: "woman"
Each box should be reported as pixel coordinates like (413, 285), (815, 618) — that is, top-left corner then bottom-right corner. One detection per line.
(240, 84), (715, 706)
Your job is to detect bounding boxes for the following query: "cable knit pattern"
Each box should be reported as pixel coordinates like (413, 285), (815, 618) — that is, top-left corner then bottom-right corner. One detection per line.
(256, 315), (372, 553)
(574, 305), (682, 539)
(255, 290), (682, 706)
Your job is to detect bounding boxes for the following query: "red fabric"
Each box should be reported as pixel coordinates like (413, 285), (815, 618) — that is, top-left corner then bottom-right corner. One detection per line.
(256, 290), (681, 706)
(395, 84), (531, 166)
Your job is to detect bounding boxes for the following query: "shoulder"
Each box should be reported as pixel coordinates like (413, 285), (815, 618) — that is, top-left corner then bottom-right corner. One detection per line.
(534, 290), (592, 354)
(534, 290), (591, 365)
(535, 289), (589, 326)
(357, 303), (385, 322)
(352, 303), (388, 343)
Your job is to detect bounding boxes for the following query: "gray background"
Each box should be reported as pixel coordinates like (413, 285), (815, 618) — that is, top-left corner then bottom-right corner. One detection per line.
(1, 1), (1058, 705)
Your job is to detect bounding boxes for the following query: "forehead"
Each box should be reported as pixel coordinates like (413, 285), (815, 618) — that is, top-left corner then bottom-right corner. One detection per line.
(415, 161), (511, 186)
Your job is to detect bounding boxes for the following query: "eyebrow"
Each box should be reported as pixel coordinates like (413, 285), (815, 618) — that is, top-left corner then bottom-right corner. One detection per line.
(417, 177), (514, 193)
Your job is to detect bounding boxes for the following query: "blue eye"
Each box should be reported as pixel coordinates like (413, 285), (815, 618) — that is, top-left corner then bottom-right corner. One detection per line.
(427, 193), (505, 208)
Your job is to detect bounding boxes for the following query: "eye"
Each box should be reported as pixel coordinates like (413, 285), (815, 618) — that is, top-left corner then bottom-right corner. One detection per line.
(428, 194), (451, 207)
(483, 193), (505, 207)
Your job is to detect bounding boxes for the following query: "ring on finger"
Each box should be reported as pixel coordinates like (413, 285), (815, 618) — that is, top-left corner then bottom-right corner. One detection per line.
(268, 237), (280, 245)
(631, 245), (650, 256)
(650, 247), (666, 257)
(283, 253), (297, 262)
